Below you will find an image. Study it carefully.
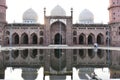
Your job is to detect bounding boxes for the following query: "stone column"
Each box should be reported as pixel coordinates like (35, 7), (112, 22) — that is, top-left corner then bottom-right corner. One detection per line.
(22, 68), (38, 80)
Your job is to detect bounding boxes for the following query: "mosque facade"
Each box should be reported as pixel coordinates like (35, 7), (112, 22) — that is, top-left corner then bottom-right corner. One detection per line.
(0, 0), (120, 79)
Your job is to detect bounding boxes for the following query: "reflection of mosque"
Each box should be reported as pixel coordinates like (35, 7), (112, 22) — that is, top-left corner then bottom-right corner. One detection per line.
(0, 0), (120, 79)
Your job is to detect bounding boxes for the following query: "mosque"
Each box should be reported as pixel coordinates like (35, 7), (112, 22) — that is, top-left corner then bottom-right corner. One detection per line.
(0, 0), (120, 80)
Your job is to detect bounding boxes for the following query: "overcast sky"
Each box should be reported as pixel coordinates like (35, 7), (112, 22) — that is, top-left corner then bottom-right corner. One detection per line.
(6, 0), (109, 24)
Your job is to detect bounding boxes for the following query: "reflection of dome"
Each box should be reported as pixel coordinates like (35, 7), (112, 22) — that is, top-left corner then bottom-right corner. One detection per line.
(79, 9), (94, 24)
(51, 5), (66, 16)
(23, 8), (38, 23)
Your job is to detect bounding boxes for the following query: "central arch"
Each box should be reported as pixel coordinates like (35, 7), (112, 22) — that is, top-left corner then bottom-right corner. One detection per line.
(50, 21), (66, 44)
(54, 33), (62, 44)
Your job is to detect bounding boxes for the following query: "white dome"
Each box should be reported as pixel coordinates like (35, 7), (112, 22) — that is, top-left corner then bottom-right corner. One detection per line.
(23, 8), (38, 23)
(79, 9), (94, 24)
(51, 5), (66, 16)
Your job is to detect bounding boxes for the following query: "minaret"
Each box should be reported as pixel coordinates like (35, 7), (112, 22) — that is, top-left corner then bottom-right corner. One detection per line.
(108, 0), (120, 79)
(0, 1), (7, 79)
(108, 0), (120, 46)
(108, 0), (120, 23)
(0, 0), (7, 23)
(0, 0), (7, 45)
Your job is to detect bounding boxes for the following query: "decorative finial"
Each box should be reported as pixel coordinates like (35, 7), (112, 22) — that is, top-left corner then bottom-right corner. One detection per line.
(71, 8), (73, 17)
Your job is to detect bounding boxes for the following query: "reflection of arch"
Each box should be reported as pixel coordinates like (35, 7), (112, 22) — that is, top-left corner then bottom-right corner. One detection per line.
(73, 49), (77, 55)
(79, 49), (86, 59)
(30, 49), (38, 58)
(88, 49), (95, 59)
(39, 37), (43, 44)
(21, 33), (28, 44)
(79, 33), (86, 44)
(12, 33), (19, 44)
(11, 50), (19, 59)
(54, 49), (62, 58)
(88, 33), (95, 44)
(97, 49), (104, 59)
(97, 33), (104, 45)
(31, 33), (38, 44)
(21, 49), (28, 59)
(54, 33), (62, 44)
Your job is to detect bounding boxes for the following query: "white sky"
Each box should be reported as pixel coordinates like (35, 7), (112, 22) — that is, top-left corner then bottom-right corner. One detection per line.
(6, 0), (109, 24)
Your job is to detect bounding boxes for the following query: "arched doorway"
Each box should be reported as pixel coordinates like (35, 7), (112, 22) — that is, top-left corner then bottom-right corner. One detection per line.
(12, 33), (19, 44)
(97, 33), (104, 45)
(79, 33), (85, 44)
(50, 21), (66, 44)
(88, 34), (94, 44)
(21, 33), (28, 44)
(31, 33), (38, 44)
(54, 33), (62, 44)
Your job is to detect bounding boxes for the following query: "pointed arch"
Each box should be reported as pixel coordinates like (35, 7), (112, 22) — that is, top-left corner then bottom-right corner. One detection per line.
(21, 33), (28, 44)
(30, 33), (38, 44)
(97, 33), (104, 45)
(88, 33), (95, 44)
(12, 33), (19, 44)
(54, 33), (62, 44)
(79, 33), (86, 44)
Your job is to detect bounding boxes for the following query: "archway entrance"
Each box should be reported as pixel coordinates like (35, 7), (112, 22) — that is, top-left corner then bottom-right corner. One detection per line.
(31, 33), (38, 44)
(88, 34), (94, 44)
(12, 33), (19, 44)
(97, 34), (104, 45)
(54, 33), (62, 44)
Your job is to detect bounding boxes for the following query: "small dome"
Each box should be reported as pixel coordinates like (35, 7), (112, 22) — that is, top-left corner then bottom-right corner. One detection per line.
(51, 5), (66, 16)
(79, 9), (94, 24)
(23, 8), (38, 23)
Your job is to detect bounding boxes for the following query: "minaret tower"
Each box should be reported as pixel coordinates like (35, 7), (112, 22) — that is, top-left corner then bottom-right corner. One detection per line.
(0, 0), (7, 23)
(108, 0), (120, 46)
(0, 0), (7, 45)
(108, 0), (120, 79)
